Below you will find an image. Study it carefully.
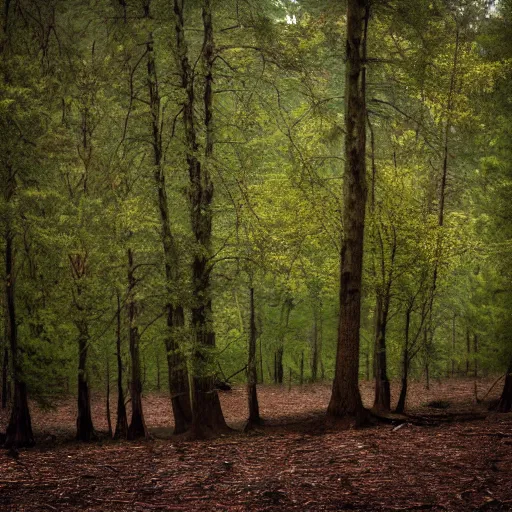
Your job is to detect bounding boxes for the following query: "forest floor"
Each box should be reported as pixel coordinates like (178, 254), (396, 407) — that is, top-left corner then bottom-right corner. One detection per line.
(1, 377), (511, 511)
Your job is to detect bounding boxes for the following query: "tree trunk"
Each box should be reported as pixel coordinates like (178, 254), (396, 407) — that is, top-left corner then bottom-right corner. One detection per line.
(126, 249), (148, 440)
(247, 287), (260, 426)
(466, 328), (471, 376)
(4, 167), (34, 448)
(145, 0), (191, 434)
(451, 313), (456, 377)
(395, 307), (411, 414)
(275, 347), (284, 384)
(114, 291), (128, 440)
(174, 0), (227, 437)
(76, 322), (96, 442)
(2, 345), (8, 409)
(327, 0), (369, 424)
(311, 306), (319, 382)
(106, 358), (112, 438)
(473, 334), (478, 378)
(300, 351), (304, 386)
(276, 298), (292, 385)
(373, 291), (391, 411)
(497, 358), (512, 413)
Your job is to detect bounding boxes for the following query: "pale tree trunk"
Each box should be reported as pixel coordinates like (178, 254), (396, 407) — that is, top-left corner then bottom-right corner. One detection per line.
(327, 0), (369, 424)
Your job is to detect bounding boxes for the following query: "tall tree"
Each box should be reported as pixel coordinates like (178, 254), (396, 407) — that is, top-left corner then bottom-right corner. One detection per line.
(327, 0), (369, 423)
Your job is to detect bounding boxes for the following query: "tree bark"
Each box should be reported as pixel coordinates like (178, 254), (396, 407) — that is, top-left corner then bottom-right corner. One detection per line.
(327, 0), (369, 424)
(76, 319), (96, 442)
(4, 164), (34, 448)
(247, 287), (260, 426)
(311, 305), (319, 382)
(2, 344), (8, 409)
(396, 307), (411, 414)
(497, 358), (512, 413)
(174, 0), (227, 437)
(127, 249), (148, 440)
(114, 291), (128, 439)
(373, 291), (391, 411)
(144, 0), (191, 434)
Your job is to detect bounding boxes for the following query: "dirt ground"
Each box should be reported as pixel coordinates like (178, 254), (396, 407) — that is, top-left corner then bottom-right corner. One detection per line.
(1, 378), (511, 511)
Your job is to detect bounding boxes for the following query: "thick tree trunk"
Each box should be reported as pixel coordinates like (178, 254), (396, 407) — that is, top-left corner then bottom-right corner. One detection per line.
(114, 292), (128, 440)
(127, 249), (148, 440)
(247, 287), (260, 426)
(497, 358), (512, 413)
(4, 169), (34, 447)
(145, 0), (191, 434)
(327, 0), (369, 424)
(174, 0), (227, 437)
(166, 305), (192, 435)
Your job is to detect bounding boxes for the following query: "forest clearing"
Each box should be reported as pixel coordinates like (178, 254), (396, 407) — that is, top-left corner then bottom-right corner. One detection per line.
(2, 0), (512, 510)
(1, 379), (512, 511)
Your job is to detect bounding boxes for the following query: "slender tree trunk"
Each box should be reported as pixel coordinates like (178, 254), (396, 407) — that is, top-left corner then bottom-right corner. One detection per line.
(114, 291), (128, 439)
(145, 0), (191, 434)
(466, 328), (471, 376)
(247, 287), (260, 426)
(451, 313), (456, 377)
(106, 358), (112, 438)
(396, 307), (411, 414)
(327, 0), (369, 424)
(4, 165), (34, 448)
(300, 351), (304, 386)
(373, 291), (391, 411)
(2, 345), (8, 409)
(311, 306), (319, 382)
(473, 334), (478, 378)
(497, 358), (512, 413)
(127, 249), (148, 440)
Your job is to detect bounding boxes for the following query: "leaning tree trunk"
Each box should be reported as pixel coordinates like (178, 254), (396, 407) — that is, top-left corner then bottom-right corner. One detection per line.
(4, 166), (34, 448)
(175, 0), (227, 438)
(497, 358), (512, 413)
(247, 287), (261, 427)
(327, 0), (369, 424)
(145, 0), (191, 434)
(114, 291), (128, 439)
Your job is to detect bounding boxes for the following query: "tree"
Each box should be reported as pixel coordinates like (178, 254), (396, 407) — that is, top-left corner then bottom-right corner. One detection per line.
(327, 0), (369, 423)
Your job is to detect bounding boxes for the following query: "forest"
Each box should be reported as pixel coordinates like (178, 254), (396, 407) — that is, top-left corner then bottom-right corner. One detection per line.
(0, 0), (511, 510)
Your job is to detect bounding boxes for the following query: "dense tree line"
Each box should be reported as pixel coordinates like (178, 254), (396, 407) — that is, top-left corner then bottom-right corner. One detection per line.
(1, 0), (511, 447)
